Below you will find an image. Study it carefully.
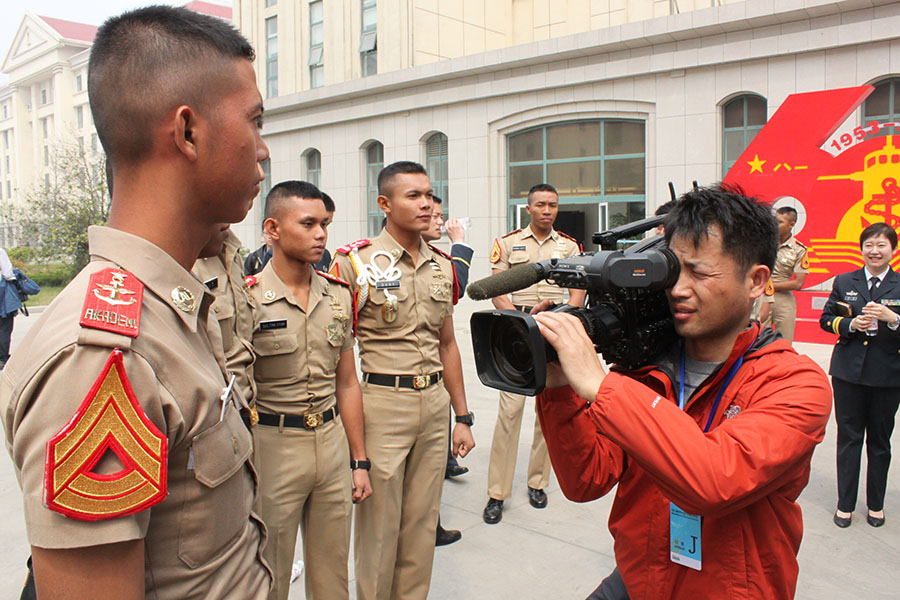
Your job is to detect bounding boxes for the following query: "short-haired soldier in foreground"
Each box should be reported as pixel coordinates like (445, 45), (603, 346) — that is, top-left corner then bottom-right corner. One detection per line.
(533, 185), (831, 599)
(0, 6), (271, 598)
(330, 161), (474, 600)
(249, 181), (371, 600)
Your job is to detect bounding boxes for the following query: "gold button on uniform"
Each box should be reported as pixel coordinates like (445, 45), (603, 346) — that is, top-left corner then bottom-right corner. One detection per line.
(232, 437), (239, 453)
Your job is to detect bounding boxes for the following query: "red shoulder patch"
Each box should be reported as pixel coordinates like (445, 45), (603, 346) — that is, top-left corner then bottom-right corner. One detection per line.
(316, 270), (350, 287)
(244, 275), (258, 288)
(44, 349), (168, 521)
(336, 239), (371, 255)
(557, 231), (582, 252)
(80, 268), (144, 338)
(427, 243), (451, 260)
(501, 229), (521, 239)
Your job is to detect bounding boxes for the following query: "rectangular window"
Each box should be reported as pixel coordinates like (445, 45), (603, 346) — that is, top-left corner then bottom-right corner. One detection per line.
(76, 105), (84, 129)
(265, 16), (278, 98)
(2, 130), (7, 149)
(75, 74), (83, 91)
(2, 103), (7, 119)
(360, 0), (377, 77)
(5, 156), (9, 172)
(91, 133), (98, 152)
(42, 118), (48, 139)
(44, 173), (50, 188)
(41, 88), (48, 105)
(309, 0), (324, 89)
(78, 136), (84, 152)
(265, 0), (277, 6)
(43, 146), (49, 166)
(5, 181), (10, 198)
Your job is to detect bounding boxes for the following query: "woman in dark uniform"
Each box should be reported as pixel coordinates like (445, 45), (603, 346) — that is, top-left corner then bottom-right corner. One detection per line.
(820, 222), (900, 528)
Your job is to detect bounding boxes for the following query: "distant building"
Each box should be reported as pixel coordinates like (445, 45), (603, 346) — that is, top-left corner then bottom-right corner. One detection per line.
(0, 2), (231, 248)
(234, 0), (900, 284)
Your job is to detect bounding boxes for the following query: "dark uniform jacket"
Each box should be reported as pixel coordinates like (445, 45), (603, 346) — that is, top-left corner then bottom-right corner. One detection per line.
(450, 243), (474, 297)
(820, 267), (900, 386)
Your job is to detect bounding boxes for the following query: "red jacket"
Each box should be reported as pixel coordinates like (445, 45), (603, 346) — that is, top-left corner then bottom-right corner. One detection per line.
(537, 324), (831, 599)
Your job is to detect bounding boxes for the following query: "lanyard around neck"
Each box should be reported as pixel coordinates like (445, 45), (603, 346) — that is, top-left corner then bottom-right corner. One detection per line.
(678, 338), (755, 433)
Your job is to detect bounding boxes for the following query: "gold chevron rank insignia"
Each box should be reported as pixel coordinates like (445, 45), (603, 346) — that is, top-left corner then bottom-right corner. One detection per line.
(44, 349), (168, 521)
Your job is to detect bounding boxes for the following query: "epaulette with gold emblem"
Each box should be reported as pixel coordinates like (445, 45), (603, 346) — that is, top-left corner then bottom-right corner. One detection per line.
(244, 275), (259, 288)
(426, 242), (451, 261)
(335, 239), (371, 255)
(80, 268), (144, 338)
(316, 270), (350, 287)
(501, 229), (521, 239)
(44, 349), (168, 521)
(794, 239), (807, 249)
(557, 230), (583, 251)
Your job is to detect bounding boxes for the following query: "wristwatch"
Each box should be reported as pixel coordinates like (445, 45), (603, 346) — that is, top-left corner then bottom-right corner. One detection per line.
(350, 459), (371, 471)
(455, 412), (475, 426)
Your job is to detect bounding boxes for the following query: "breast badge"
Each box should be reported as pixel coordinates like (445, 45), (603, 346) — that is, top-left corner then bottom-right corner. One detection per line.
(44, 349), (168, 521)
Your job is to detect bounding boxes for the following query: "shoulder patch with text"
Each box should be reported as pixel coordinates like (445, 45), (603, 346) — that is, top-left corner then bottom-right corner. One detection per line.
(80, 268), (144, 338)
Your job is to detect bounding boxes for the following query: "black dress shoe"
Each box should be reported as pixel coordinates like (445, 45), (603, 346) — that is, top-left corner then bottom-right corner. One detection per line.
(483, 498), (503, 524)
(866, 511), (885, 528)
(445, 463), (469, 479)
(528, 487), (548, 509)
(833, 512), (852, 528)
(436, 524), (462, 546)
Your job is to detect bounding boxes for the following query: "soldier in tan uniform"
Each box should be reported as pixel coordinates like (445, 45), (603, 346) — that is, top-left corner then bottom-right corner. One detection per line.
(752, 277), (776, 323)
(194, 226), (257, 410)
(770, 207), (809, 342)
(330, 161), (475, 600)
(250, 181), (371, 600)
(483, 183), (584, 524)
(0, 6), (271, 598)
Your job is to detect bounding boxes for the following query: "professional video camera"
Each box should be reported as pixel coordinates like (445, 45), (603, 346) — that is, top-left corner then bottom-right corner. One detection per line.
(468, 215), (680, 396)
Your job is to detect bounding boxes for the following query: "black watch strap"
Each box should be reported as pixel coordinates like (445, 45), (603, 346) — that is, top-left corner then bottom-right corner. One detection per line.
(455, 412), (475, 426)
(350, 459), (371, 471)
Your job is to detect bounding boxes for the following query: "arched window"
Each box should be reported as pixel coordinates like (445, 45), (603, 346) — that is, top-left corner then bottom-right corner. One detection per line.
(365, 142), (384, 236)
(306, 149), (321, 187)
(507, 120), (645, 250)
(863, 79), (900, 139)
(425, 132), (448, 211)
(722, 94), (767, 177)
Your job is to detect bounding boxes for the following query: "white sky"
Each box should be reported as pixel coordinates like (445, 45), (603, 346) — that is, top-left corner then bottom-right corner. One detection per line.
(0, 1), (217, 84)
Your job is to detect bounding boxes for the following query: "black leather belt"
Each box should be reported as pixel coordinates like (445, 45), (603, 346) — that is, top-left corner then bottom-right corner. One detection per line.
(363, 372), (443, 390)
(256, 405), (339, 430)
(514, 305), (534, 313)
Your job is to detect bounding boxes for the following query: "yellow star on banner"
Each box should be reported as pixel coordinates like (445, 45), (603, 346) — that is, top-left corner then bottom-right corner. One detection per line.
(747, 154), (766, 174)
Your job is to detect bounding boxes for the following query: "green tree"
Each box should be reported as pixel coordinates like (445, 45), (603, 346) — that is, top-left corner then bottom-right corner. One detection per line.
(10, 142), (110, 273)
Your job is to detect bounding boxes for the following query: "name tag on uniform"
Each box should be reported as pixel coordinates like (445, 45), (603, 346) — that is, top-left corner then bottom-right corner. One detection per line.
(844, 290), (859, 301)
(259, 319), (287, 330)
(203, 277), (218, 291)
(880, 299), (900, 306)
(376, 280), (400, 290)
(670, 503), (701, 571)
(512, 245), (527, 252)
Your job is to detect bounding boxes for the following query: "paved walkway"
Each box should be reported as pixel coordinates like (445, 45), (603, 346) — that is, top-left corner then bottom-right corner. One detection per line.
(1, 301), (897, 599)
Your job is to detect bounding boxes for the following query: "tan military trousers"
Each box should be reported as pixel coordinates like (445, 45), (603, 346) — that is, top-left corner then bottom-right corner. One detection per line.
(354, 381), (449, 600)
(254, 417), (351, 600)
(487, 391), (552, 500)
(772, 291), (797, 342)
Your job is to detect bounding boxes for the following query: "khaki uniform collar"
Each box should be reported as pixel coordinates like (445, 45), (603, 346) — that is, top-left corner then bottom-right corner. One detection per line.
(88, 225), (211, 333)
(222, 229), (243, 269)
(521, 224), (559, 243)
(779, 235), (795, 249)
(258, 262), (324, 312)
(377, 228), (433, 266)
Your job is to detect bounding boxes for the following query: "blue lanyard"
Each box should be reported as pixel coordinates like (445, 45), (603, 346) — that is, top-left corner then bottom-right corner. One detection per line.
(678, 344), (749, 433)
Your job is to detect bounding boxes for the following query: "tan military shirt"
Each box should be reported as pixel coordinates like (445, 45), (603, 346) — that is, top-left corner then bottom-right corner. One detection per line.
(751, 278), (776, 321)
(772, 236), (809, 284)
(193, 230), (256, 405)
(249, 264), (354, 416)
(0, 227), (269, 600)
(490, 225), (581, 306)
(330, 229), (455, 375)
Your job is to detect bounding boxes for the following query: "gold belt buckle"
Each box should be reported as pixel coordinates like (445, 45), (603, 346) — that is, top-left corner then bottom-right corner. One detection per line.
(304, 412), (323, 429)
(413, 375), (430, 389)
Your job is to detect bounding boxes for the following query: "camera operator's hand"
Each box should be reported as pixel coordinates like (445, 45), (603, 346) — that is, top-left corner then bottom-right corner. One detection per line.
(534, 311), (606, 401)
(529, 299), (556, 314)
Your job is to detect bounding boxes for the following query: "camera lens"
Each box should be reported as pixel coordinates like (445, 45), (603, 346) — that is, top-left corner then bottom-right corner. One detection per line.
(491, 317), (535, 386)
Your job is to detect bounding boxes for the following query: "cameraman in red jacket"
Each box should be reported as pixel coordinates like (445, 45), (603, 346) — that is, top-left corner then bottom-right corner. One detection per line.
(534, 185), (831, 600)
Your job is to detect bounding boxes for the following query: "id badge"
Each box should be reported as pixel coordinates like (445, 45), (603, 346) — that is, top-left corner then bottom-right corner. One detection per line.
(670, 503), (702, 571)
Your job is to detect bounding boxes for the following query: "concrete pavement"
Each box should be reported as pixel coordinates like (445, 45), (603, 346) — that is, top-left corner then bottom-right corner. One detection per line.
(1, 300), (898, 599)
